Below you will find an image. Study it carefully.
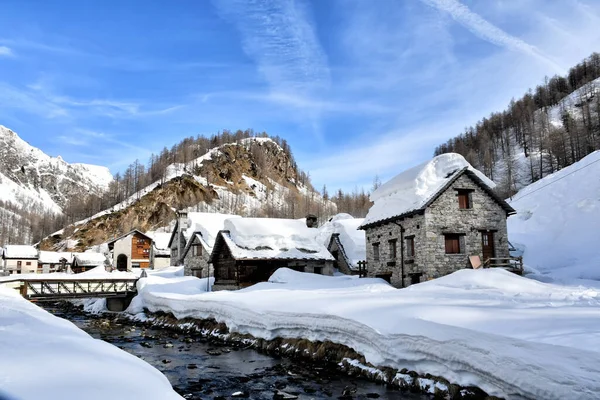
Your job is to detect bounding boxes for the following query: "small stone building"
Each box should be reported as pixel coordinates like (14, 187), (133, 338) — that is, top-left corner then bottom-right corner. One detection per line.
(316, 214), (366, 275)
(210, 217), (335, 290)
(107, 230), (152, 271)
(2, 245), (38, 274)
(360, 153), (516, 288)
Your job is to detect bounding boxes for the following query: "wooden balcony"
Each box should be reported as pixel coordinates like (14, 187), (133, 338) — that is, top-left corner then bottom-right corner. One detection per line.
(483, 256), (524, 275)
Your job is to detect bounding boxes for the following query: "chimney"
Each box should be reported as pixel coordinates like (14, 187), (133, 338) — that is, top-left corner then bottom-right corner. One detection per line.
(177, 210), (189, 262)
(305, 214), (318, 228)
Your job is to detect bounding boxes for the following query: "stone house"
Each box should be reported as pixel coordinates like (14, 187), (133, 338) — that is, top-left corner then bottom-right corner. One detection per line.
(107, 230), (152, 271)
(359, 153), (516, 288)
(210, 217), (335, 290)
(168, 211), (241, 275)
(2, 245), (38, 274)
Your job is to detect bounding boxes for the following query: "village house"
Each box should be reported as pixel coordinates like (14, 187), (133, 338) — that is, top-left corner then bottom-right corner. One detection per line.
(107, 230), (153, 271)
(359, 153), (516, 288)
(2, 245), (38, 274)
(180, 213), (242, 277)
(210, 217), (335, 290)
(147, 231), (172, 270)
(316, 214), (366, 275)
(71, 252), (107, 273)
(38, 251), (74, 273)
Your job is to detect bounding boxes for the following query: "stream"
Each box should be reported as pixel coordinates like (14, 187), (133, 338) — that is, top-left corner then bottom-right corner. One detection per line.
(45, 303), (428, 400)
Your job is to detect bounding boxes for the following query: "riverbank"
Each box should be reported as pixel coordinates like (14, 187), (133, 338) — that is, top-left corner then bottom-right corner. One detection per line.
(92, 266), (600, 400)
(52, 302), (428, 400)
(0, 286), (182, 400)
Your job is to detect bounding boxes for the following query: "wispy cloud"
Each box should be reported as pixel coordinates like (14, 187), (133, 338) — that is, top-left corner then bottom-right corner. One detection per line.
(0, 46), (14, 57)
(211, 0), (330, 93)
(419, 0), (563, 72)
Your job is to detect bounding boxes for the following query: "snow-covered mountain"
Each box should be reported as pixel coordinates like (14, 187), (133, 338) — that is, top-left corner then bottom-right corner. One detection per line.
(508, 150), (600, 281)
(0, 125), (113, 214)
(41, 137), (336, 251)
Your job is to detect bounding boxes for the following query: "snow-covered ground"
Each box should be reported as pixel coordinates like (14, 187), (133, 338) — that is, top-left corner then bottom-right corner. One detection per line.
(508, 150), (600, 282)
(0, 285), (182, 400)
(116, 267), (600, 400)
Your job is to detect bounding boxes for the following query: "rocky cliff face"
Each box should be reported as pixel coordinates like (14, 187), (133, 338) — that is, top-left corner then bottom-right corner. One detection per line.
(41, 138), (336, 251)
(0, 125), (113, 213)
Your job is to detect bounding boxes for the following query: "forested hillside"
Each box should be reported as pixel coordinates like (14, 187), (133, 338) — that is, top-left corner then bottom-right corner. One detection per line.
(435, 53), (600, 198)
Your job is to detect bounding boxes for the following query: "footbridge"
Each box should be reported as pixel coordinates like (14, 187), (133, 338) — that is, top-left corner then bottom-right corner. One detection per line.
(0, 277), (139, 311)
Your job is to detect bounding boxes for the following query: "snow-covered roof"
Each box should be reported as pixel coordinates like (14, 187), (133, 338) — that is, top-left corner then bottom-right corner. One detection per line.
(107, 229), (151, 246)
(217, 218), (334, 261)
(146, 232), (172, 256)
(73, 252), (107, 266)
(38, 251), (73, 264)
(3, 245), (38, 259)
(362, 153), (507, 228)
(316, 214), (366, 269)
(185, 212), (242, 248)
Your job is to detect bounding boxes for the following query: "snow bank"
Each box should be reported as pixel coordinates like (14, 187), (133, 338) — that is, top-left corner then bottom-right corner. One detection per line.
(508, 151), (600, 280)
(364, 153), (495, 226)
(223, 218), (334, 260)
(0, 286), (182, 400)
(131, 268), (600, 399)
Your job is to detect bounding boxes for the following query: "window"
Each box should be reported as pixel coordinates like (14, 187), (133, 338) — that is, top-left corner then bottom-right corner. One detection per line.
(444, 234), (462, 254)
(314, 266), (323, 275)
(410, 273), (421, 285)
(193, 244), (202, 257)
(457, 189), (472, 209)
(372, 243), (380, 262)
(388, 240), (397, 260)
(406, 236), (415, 258)
(26, 262), (31, 266)
(17, 261), (22, 267)
(376, 273), (392, 284)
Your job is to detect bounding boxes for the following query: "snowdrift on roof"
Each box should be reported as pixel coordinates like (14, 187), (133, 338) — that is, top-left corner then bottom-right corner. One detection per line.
(3, 245), (38, 259)
(185, 212), (241, 248)
(223, 218), (334, 260)
(363, 153), (495, 227)
(316, 214), (366, 269)
(508, 150), (600, 280)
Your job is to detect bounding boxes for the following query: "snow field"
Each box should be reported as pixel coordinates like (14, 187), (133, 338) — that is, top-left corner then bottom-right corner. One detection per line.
(124, 268), (600, 400)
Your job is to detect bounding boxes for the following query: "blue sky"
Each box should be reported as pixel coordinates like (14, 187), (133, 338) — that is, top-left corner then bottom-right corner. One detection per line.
(1, 0), (599, 191)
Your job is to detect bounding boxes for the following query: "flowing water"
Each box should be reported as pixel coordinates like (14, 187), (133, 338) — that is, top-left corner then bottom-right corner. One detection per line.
(45, 304), (428, 400)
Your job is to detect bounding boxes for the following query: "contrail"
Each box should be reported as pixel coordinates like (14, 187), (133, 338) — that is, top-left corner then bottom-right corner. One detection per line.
(420, 0), (563, 72)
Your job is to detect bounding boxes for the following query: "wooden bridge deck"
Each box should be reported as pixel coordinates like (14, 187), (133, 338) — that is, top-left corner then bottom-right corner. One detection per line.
(0, 277), (138, 301)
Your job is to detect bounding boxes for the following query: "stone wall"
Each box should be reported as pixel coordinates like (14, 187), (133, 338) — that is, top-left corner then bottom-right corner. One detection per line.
(182, 236), (211, 277)
(423, 173), (510, 279)
(365, 214), (425, 288)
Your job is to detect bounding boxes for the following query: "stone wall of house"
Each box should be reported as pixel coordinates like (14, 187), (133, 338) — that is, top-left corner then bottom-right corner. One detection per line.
(169, 232), (187, 265)
(365, 214), (425, 288)
(423, 173), (510, 279)
(182, 238), (211, 277)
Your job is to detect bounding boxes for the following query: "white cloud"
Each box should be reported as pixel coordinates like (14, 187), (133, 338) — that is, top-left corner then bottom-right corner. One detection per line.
(419, 0), (563, 72)
(211, 0), (330, 94)
(0, 46), (14, 57)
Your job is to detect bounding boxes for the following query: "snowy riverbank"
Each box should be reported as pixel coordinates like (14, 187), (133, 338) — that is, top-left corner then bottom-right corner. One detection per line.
(0, 286), (183, 400)
(99, 267), (600, 400)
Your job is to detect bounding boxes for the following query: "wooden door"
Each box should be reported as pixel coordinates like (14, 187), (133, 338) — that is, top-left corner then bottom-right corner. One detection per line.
(481, 232), (495, 261)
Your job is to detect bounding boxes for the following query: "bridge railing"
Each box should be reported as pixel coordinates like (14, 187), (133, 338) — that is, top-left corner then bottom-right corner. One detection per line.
(1, 278), (138, 300)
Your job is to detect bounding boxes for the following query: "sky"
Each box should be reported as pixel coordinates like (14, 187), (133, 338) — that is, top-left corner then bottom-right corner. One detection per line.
(1, 0), (599, 192)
